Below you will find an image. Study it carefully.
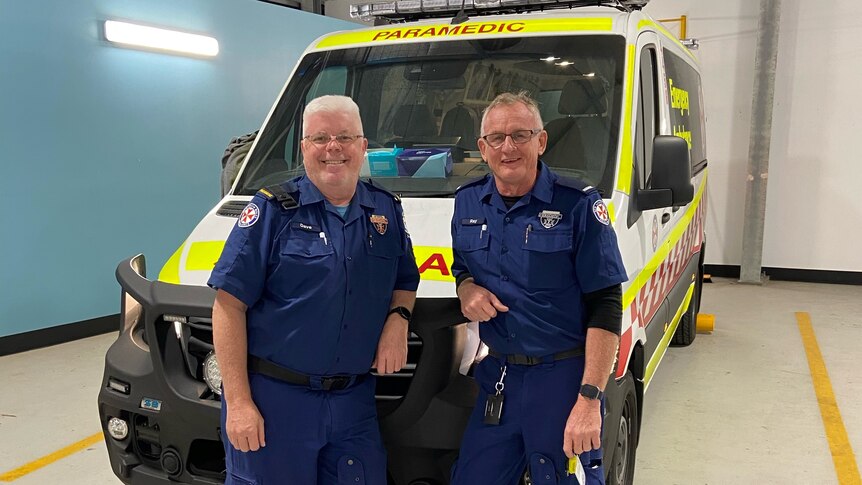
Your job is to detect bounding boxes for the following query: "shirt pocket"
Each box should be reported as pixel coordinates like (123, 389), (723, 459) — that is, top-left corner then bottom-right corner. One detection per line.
(366, 230), (404, 260)
(522, 230), (573, 289)
(364, 230), (403, 295)
(454, 223), (490, 267)
(280, 231), (335, 258)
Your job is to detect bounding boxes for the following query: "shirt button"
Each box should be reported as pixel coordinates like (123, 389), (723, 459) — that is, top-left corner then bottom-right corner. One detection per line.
(510, 333), (516, 338)
(501, 246), (508, 253)
(347, 256), (352, 261)
(502, 275), (509, 281)
(504, 217), (511, 223)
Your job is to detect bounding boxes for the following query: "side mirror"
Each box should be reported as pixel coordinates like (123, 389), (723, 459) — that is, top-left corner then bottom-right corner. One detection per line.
(637, 135), (694, 211)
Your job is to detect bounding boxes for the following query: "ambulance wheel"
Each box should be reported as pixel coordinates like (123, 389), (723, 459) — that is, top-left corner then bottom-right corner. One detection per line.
(671, 267), (701, 347)
(607, 372), (638, 485)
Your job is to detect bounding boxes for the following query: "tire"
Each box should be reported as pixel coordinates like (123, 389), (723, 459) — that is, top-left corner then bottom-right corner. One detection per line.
(606, 372), (638, 485)
(671, 264), (701, 347)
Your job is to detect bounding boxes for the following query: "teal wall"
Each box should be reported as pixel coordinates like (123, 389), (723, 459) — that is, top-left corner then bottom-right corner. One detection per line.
(0, 0), (358, 337)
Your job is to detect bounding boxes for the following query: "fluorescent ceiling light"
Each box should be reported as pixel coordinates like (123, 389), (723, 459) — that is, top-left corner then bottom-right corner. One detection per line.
(104, 20), (219, 57)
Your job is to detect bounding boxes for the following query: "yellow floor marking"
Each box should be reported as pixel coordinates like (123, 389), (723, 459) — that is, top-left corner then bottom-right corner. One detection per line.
(796, 312), (862, 485)
(0, 432), (104, 482)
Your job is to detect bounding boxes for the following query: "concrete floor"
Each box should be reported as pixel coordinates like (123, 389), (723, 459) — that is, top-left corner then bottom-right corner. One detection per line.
(0, 278), (860, 484)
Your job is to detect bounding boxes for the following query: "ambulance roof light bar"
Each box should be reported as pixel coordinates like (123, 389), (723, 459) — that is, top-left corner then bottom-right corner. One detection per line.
(350, 0), (650, 22)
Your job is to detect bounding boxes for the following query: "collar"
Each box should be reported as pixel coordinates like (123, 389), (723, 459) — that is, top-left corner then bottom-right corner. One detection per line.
(296, 176), (376, 209)
(478, 161), (554, 205)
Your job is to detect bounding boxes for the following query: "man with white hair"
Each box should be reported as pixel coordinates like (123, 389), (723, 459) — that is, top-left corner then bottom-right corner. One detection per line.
(209, 95), (419, 484)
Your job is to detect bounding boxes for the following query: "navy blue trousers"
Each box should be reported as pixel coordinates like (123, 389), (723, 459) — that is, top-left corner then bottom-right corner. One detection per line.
(221, 373), (386, 485)
(451, 355), (605, 485)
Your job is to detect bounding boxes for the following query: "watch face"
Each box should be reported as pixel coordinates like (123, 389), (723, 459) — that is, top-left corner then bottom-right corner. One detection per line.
(580, 384), (601, 400)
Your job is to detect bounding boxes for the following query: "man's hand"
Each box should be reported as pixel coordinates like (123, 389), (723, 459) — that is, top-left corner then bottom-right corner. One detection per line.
(372, 314), (408, 374)
(225, 399), (266, 452)
(457, 280), (509, 322)
(562, 397), (602, 458)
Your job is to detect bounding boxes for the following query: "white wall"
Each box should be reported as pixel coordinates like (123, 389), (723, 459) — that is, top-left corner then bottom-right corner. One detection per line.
(645, 0), (862, 271)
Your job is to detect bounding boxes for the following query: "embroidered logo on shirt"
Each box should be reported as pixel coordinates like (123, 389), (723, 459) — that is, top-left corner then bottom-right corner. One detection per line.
(370, 214), (388, 235)
(238, 203), (260, 228)
(593, 200), (610, 226)
(538, 210), (562, 229)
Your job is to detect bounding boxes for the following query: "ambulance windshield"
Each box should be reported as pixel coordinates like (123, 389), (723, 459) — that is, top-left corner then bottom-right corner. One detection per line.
(236, 34), (625, 197)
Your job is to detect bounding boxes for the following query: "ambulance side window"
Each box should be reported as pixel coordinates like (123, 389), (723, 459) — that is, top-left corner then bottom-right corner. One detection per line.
(635, 47), (659, 190)
(663, 49), (707, 173)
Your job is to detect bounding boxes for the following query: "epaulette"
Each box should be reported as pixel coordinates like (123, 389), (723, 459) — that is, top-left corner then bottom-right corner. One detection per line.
(554, 175), (601, 196)
(258, 182), (299, 210)
(455, 174), (490, 193)
(366, 179), (401, 204)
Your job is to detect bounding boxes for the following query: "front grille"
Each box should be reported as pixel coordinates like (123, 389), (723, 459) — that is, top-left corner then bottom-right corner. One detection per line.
(373, 332), (423, 401)
(216, 200), (248, 217)
(166, 316), (423, 404)
(162, 316), (219, 400)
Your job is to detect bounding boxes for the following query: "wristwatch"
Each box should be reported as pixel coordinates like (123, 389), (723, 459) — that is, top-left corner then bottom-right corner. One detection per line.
(579, 384), (603, 401)
(387, 306), (412, 323)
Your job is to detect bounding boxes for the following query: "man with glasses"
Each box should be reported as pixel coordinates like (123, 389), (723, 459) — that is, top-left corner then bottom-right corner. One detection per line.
(450, 92), (627, 484)
(209, 95), (419, 484)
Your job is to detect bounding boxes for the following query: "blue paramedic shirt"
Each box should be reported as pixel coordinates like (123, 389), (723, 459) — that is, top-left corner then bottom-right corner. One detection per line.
(451, 162), (627, 357)
(208, 176), (420, 376)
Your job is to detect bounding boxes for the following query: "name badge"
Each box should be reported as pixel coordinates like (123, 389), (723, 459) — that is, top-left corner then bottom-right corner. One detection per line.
(460, 217), (486, 226)
(291, 222), (321, 232)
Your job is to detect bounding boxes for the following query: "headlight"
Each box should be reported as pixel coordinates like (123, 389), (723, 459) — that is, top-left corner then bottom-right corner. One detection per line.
(107, 417), (129, 440)
(203, 352), (222, 395)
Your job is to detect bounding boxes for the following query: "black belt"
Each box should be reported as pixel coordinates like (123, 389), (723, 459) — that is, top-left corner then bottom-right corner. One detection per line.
(248, 355), (358, 391)
(488, 347), (584, 366)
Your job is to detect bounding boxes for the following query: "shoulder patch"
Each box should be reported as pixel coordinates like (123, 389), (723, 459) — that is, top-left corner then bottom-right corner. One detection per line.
(455, 174), (490, 193)
(238, 203), (260, 228)
(592, 199), (611, 225)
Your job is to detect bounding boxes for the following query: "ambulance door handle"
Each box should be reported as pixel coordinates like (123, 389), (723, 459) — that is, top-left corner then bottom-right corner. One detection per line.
(661, 213), (671, 225)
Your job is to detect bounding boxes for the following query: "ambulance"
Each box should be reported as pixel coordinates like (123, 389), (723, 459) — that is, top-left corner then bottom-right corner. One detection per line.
(98, 0), (707, 483)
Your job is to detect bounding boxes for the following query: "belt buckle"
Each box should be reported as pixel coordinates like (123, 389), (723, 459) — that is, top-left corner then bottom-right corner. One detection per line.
(321, 375), (351, 391)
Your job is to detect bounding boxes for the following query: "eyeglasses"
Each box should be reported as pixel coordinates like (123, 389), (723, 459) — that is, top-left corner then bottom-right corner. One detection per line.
(480, 129), (542, 148)
(303, 133), (364, 146)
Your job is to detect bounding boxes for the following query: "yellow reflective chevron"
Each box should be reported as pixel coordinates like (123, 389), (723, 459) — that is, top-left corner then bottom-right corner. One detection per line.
(157, 241), (185, 284)
(185, 241), (226, 271)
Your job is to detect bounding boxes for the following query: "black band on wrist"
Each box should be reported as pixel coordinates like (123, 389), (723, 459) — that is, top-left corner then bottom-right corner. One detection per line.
(387, 306), (412, 323)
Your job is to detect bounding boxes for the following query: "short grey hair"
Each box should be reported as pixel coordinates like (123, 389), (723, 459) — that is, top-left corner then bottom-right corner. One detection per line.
(480, 91), (544, 134)
(303, 95), (362, 135)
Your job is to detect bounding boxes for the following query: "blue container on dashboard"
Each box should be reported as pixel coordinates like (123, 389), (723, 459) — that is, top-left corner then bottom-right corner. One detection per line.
(367, 147), (403, 177)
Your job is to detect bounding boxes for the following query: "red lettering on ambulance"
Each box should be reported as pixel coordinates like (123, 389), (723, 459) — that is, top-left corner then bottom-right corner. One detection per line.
(418, 253), (451, 276)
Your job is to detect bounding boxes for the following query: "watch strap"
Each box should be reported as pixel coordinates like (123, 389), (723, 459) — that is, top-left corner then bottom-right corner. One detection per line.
(579, 384), (603, 400)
